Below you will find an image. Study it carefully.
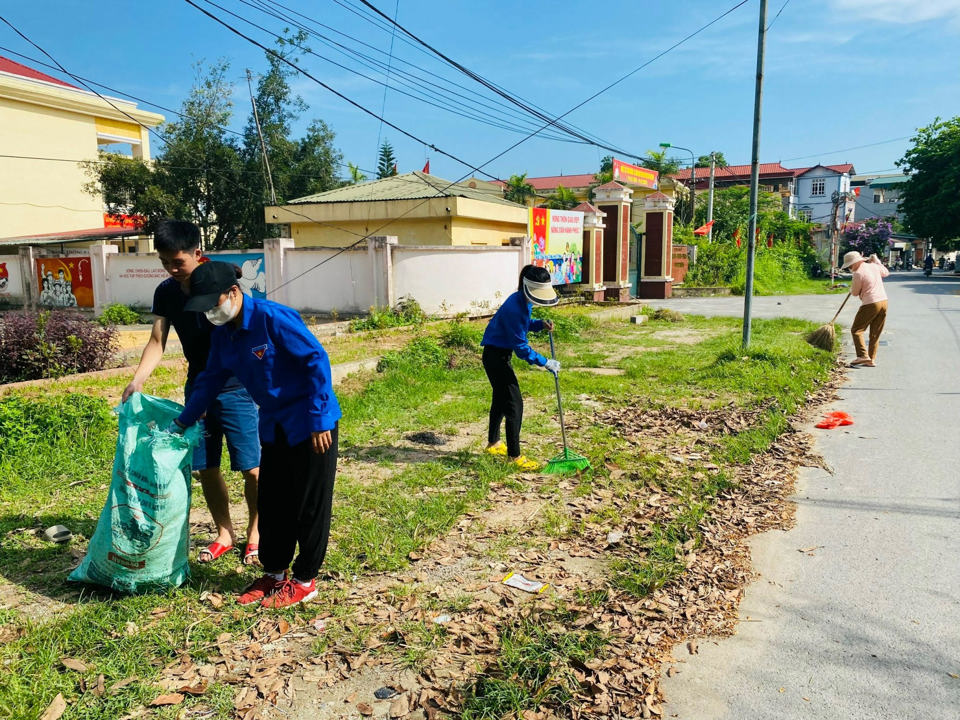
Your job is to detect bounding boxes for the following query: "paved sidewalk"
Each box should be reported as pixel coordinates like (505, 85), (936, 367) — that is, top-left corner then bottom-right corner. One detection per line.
(660, 272), (960, 719)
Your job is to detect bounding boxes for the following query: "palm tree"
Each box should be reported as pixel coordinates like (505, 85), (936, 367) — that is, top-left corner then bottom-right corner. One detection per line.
(504, 173), (536, 205)
(641, 149), (681, 175)
(544, 184), (578, 210)
(347, 162), (367, 184)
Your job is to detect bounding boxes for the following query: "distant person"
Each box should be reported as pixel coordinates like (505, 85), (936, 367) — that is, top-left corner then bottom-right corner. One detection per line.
(169, 261), (341, 609)
(480, 264), (559, 470)
(842, 251), (889, 368)
(122, 220), (261, 566)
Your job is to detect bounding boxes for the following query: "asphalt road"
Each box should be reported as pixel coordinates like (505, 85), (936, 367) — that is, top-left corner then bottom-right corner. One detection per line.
(655, 271), (960, 719)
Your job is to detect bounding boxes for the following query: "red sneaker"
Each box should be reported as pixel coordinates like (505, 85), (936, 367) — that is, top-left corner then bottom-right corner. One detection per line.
(261, 578), (317, 609)
(237, 572), (286, 606)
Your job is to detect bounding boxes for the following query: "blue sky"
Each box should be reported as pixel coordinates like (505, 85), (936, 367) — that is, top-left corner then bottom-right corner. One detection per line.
(3, 0), (959, 182)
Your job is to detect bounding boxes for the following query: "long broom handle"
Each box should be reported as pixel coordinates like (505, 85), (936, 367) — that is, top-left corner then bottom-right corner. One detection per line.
(548, 330), (569, 454)
(829, 293), (852, 324)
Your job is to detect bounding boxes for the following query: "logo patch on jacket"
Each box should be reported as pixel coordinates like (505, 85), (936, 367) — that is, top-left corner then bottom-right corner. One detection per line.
(252, 344), (268, 360)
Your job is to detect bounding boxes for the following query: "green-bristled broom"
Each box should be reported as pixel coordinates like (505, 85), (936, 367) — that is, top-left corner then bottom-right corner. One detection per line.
(544, 331), (591, 475)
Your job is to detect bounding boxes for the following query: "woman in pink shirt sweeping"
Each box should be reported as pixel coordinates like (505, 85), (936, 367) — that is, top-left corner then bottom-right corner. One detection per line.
(841, 250), (889, 367)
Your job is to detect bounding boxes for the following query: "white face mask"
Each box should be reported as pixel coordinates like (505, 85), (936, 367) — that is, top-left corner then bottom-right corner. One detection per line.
(205, 295), (239, 326)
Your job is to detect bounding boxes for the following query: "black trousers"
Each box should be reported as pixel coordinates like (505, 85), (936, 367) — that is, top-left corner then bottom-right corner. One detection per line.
(258, 423), (338, 582)
(482, 346), (523, 457)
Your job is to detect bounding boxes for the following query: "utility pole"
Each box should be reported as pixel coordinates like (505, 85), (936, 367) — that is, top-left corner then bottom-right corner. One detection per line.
(246, 69), (277, 206)
(707, 152), (716, 242)
(741, 0), (767, 349)
(829, 191), (840, 283)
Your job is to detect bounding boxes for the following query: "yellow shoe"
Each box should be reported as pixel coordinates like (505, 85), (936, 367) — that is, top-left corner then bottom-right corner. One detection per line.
(511, 455), (541, 471)
(485, 442), (507, 456)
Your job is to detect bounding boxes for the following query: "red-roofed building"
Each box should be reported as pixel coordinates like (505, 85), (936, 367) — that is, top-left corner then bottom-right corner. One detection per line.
(672, 161), (856, 221)
(0, 54), (163, 246)
(0, 55), (80, 90)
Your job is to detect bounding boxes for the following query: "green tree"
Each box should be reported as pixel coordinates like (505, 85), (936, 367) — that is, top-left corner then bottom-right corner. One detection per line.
(696, 151), (728, 168)
(640, 149), (681, 175)
(503, 173), (536, 205)
(543, 184), (578, 210)
(896, 116), (960, 250)
(241, 31), (342, 241)
(377, 141), (398, 178)
(83, 59), (247, 249)
(347, 162), (367, 184)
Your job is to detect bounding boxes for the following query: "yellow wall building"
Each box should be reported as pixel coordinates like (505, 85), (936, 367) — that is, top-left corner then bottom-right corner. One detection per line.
(266, 171), (529, 247)
(0, 55), (163, 244)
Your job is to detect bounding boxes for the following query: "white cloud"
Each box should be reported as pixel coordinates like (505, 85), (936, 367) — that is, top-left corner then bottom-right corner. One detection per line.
(829, 0), (960, 25)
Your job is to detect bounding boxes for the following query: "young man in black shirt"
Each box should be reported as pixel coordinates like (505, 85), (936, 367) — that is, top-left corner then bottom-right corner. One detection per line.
(123, 220), (261, 564)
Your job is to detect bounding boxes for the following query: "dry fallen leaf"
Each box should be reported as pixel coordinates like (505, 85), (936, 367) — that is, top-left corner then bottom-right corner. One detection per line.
(389, 693), (411, 718)
(39, 693), (67, 720)
(357, 702), (374, 716)
(149, 693), (184, 706)
(686, 641), (698, 655)
(61, 658), (88, 673)
(109, 676), (138, 693)
(178, 681), (209, 696)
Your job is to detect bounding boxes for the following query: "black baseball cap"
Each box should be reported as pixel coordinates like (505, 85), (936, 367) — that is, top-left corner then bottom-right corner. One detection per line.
(183, 261), (239, 312)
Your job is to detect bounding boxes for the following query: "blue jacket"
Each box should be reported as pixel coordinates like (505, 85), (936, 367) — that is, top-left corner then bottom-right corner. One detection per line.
(481, 291), (548, 366)
(177, 295), (341, 445)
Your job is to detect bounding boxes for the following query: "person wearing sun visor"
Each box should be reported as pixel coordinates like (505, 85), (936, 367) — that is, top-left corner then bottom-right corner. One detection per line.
(480, 264), (559, 471)
(170, 261), (341, 610)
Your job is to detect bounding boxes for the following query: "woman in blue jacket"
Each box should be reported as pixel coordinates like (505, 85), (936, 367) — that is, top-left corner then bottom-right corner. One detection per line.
(480, 265), (560, 470)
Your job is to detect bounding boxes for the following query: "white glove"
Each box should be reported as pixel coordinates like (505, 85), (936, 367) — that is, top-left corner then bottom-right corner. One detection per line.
(545, 359), (561, 375)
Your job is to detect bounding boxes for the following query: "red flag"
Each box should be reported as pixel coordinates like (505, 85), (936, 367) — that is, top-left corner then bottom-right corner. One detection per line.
(853, 187), (861, 197)
(693, 220), (714, 236)
(392, 163), (398, 175)
(734, 228), (742, 248)
(422, 160), (430, 173)
(767, 233), (774, 248)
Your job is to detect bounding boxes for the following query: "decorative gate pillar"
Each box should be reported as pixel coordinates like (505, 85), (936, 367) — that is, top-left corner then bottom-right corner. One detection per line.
(573, 202), (606, 301)
(639, 191), (675, 299)
(593, 181), (633, 302)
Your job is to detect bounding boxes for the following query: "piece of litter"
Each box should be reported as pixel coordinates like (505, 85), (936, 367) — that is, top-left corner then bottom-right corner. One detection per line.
(697, 420), (709, 430)
(43, 525), (72, 544)
(432, 614), (452, 625)
(502, 572), (548, 594)
(374, 687), (399, 700)
(606, 530), (624, 545)
(312, 617), (327, 632)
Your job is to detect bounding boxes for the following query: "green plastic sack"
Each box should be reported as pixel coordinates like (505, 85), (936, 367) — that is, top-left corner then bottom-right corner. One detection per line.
(69, 392), (200, 593)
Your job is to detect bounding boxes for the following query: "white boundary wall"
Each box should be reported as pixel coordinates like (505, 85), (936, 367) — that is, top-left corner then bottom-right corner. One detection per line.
(282, 246), (375, 313)
(107, 254), (168, 307)
(9, 236), (531, 317)
(0, 254), (25, 303)
(392, 245), (520, 315)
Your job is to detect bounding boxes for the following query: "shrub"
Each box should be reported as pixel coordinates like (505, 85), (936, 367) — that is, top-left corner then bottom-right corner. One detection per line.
(97, 303), (142, 326)
(0, 310), (118, 383)
(350, 296), (427, 332)
(377, 336), (449, 372)
(439, 317), (483, 349)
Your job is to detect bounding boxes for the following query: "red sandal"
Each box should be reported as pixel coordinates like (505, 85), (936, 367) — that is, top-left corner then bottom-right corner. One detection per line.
(198, 542), (234, 563)
(243, 543), (259, 566)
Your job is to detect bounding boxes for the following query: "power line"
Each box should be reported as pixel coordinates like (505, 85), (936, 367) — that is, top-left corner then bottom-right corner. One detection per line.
(374, 0), (399, 163)
(324, 0), (639, 154)
(782, 137), (911, 163)
(355, 0), (650, 161)
(217, 0), (584, 143)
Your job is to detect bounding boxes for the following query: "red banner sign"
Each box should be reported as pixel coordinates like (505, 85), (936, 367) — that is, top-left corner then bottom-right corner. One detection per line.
(612, 159), (658, 189)
(104, 213), (145, 229)
(36, 257), (93, 307)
